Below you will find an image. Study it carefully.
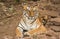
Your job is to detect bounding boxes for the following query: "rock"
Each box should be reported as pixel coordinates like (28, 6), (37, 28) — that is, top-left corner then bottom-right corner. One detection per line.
(37, 34), (47, 39)
(46, 29), (58, 39)
(50, 18), (60, 22)
(24, 37), (31, 39)
(50, 0), (60, 4)
(50, 26), (60, 32)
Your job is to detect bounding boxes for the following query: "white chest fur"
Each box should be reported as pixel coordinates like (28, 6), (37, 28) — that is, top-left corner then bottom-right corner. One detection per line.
(18, 18), (39, 31)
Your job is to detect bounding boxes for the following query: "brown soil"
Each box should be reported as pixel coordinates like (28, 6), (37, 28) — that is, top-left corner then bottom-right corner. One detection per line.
(0, 0), (60, 39)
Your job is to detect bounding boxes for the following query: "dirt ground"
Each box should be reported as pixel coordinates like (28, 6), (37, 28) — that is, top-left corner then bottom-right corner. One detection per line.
(0, 0), (60, 39)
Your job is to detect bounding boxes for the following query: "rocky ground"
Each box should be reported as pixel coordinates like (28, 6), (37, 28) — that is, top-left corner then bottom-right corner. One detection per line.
(0, 0), (60, 39)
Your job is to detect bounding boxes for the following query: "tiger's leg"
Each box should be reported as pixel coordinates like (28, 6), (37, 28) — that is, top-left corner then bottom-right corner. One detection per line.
(26, 25), (47, 36)
(16, 27), (23, 38)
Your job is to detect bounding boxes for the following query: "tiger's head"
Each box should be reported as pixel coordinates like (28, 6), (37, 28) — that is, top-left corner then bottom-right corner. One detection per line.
(22, 4), (39, 23)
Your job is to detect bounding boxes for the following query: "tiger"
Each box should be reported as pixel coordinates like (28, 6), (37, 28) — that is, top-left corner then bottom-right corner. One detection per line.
(16, 4), (47, 38)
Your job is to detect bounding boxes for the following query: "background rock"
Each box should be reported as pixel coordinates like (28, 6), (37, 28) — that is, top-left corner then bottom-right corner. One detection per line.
(0, 0), (60, 39)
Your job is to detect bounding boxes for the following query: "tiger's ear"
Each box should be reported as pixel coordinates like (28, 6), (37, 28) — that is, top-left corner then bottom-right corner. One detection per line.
(22, 3), (27, 10)
(23, 5), (27, 10)
(23, 5), (31, 11)
(33, 6), (39, 11)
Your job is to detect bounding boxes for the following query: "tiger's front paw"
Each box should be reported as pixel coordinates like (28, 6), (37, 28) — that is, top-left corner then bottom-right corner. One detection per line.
(24, 32), (29, 35)
(24, 32), (30, 37)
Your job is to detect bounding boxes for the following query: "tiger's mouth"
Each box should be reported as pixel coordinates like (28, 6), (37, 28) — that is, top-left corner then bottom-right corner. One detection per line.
(28, 17), (35, 20)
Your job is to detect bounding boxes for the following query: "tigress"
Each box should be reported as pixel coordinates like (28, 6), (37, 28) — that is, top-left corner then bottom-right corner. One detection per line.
(16, 4), (47, 38)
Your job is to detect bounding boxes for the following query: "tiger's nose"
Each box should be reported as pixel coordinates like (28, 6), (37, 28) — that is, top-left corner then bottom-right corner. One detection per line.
(30, 11), (34, 17)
